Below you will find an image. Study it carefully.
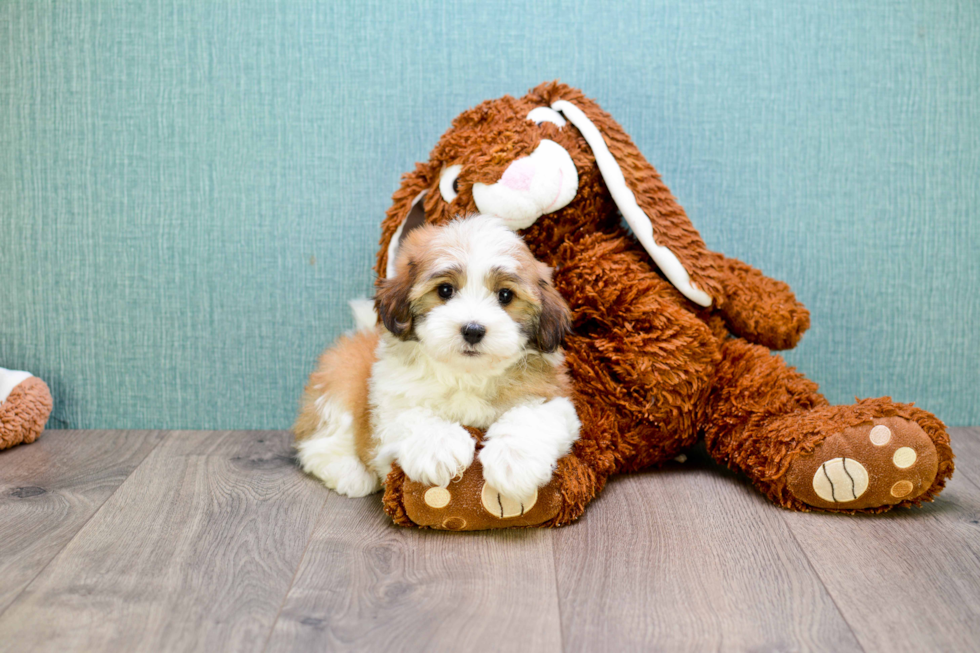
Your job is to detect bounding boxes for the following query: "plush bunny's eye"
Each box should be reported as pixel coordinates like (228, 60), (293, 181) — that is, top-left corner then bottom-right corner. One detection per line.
(439, 165), (462, 202)
(527, 107), (567, 128)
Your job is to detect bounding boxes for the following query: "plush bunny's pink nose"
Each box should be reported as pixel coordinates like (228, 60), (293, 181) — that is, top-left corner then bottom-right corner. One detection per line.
(499, 158), (535, 192)
(472, 139), (578, 231)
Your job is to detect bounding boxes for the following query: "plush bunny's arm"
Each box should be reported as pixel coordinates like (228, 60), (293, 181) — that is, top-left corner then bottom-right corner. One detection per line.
(714, 256), (810, 350)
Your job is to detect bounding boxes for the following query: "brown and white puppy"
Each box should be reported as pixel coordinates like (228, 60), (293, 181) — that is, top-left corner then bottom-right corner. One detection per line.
(294, 215), (579, 501)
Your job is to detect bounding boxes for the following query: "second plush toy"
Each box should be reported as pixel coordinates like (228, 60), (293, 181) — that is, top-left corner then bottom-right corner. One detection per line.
(0, 367), (53, 451)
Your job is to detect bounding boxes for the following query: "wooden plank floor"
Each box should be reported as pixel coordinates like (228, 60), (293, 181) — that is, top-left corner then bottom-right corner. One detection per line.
(1, 428), (978, 652)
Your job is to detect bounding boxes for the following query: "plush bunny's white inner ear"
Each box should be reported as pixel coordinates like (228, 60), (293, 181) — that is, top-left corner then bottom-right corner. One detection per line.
(551, 100), (712, 307)
(385, 190), (427, 278)
(527, 107), (566, 128)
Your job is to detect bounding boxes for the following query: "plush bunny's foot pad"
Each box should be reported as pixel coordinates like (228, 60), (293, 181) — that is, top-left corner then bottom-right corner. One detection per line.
(785, 417), (940, 511)
(0, 372), (53, 451)
(395, 458), (564, 531)
(383, 450), (600, 530)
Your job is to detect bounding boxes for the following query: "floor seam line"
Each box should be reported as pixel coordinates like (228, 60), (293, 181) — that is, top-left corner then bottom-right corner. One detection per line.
(779, 512), (868, 653)
(951, 428), (980, 493)
(550, 530), (565, 653)
(0, 429), (170, 623)
(260, 491), (331, 653)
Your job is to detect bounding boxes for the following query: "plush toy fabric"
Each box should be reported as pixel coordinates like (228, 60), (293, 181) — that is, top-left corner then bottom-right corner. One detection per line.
(0, 368), (53, 451)
(375, 82), (954, 529)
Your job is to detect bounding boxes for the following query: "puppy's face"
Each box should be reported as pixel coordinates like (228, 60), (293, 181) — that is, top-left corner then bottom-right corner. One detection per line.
(376, 216), (570, 373)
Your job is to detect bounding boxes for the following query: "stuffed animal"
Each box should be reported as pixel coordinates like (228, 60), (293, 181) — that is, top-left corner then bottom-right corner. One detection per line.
(376, 82), (954, 530)
(0, 368), (53, 451)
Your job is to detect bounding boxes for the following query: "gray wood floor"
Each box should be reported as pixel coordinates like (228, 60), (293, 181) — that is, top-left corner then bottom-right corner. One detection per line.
(1, 428), (978, 652)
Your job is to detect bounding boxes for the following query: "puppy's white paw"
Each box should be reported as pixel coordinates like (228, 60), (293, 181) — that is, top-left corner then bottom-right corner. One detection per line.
(481, 398), (579, 501)
(479, 434), (555, 502)
(397, 423), (476, 488)
(296, 439), (382, 498)
(326, 459), (383, 497)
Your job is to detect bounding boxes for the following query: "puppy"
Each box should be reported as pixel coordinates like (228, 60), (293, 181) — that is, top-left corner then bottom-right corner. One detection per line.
(294, 215), (580, 502)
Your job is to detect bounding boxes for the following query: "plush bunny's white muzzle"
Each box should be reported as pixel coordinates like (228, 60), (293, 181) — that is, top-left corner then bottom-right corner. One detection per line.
(0, 368), (32, 404)
(472, 140), (579, 230)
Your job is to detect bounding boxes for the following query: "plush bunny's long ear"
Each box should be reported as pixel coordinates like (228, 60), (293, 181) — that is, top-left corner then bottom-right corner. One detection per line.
(551, 99), (718, 307)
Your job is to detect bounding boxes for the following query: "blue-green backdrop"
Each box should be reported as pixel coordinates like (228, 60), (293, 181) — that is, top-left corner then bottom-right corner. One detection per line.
(1, 1), (977, 429)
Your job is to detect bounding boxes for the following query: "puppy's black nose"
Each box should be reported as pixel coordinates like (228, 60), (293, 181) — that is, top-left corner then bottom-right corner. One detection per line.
(461, 323), (486, 345)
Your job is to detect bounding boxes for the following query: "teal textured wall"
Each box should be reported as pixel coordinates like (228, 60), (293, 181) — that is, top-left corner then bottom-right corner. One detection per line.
(1, 1), (978, 428)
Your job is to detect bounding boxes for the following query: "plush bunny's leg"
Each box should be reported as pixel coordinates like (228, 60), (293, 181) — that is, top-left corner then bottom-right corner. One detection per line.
(702, 339), (954, 513)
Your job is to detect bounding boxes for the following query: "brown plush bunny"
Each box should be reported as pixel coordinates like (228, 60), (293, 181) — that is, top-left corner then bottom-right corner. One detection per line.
(377, 82), (953, 530)
(0, 368), (53, 451)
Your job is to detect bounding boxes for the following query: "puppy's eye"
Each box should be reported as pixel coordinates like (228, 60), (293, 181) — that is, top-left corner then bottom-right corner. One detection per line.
(526, 107), (567, 128)
(497, 288), (514, 305)
(437, 284), (455, 300)
(439, 165), (462, 202)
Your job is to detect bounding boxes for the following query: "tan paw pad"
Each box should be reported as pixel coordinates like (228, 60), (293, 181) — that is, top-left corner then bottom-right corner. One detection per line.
(481, 483), (537, 519)
(812, 458), (869, 503)
(869, 425), (892, 446)
(892, 447), (917, 469)
(890, 480), (914, 498)
(424, 487), (451, 508)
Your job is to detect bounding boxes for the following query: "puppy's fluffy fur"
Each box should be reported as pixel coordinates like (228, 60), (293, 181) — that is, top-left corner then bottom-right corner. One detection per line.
(294, 215), (580, 501)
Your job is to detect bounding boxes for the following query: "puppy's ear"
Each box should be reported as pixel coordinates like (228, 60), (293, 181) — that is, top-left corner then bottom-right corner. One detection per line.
(374, 263), (417, 340)
(533, 265), (572, 353)
(548, 88), (722, 307)
(377, 162), (438, 278)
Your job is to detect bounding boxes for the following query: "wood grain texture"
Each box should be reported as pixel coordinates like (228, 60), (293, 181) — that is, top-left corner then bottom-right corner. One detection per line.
(265, 491), (563, 653)
(950, 427), (980, 486)
(553, 448), (862, 652)
(2, 430), (980, 652)
(0, 429), (164, 614)
(0, 430), (327, 653)
(778, 427), (980, 653)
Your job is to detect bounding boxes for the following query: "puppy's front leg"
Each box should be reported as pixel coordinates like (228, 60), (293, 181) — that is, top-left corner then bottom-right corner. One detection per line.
(374, 407), (476, 488)
(480, 397), (581, 501)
